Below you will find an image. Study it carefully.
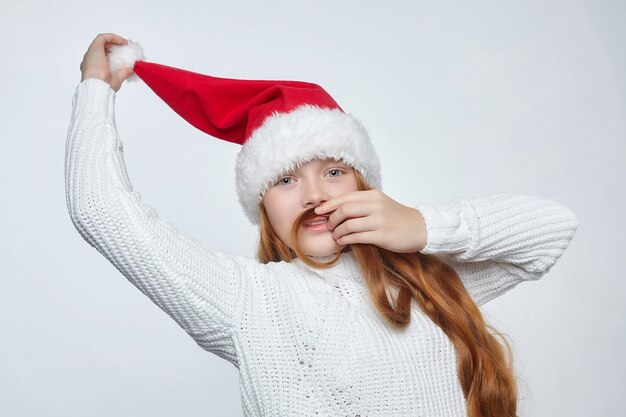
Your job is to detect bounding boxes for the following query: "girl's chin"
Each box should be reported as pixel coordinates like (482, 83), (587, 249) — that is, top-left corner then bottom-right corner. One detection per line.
(299, 235), (344, 258)
(305, 249), (343, 258)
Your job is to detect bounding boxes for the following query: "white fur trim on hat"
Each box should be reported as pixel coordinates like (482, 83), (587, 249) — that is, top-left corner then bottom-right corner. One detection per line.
(106, 39), (144, 82)
(235, 105), (382, 224)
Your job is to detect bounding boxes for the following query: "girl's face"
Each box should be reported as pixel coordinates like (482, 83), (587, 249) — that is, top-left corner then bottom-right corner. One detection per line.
(261, 158), (358, 258)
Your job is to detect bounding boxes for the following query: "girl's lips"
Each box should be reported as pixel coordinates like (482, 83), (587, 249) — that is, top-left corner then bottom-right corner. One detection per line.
(303, 216), (328, 226)
(302, 216), (330, 232)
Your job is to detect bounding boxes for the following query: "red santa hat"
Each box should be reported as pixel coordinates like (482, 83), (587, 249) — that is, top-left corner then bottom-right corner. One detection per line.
(106, 40), (382, 224)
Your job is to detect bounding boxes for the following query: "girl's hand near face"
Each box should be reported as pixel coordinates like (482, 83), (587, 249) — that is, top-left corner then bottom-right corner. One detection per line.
(80, 33), (133, 92)
(314, 189), (428, 253)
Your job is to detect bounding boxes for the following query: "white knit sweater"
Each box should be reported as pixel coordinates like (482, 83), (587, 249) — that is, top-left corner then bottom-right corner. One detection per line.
(65, 78), (578, 417)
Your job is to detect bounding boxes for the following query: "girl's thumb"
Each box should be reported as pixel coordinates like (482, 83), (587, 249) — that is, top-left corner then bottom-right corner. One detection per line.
(111, 67), (135, 91)
(116, 67), (135, 82)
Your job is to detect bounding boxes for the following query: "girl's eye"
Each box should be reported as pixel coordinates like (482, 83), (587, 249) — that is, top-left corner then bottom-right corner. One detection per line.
(277, 177), (293, 186)
(328, 169), (343, 177)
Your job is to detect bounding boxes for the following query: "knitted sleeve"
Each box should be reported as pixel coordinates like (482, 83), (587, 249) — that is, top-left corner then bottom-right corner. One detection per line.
(415, 193), (578, 306)
(64, 78), (250, 365)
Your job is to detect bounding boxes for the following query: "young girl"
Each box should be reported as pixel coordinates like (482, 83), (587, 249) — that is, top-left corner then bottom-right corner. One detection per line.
(66, 33), (578, 417)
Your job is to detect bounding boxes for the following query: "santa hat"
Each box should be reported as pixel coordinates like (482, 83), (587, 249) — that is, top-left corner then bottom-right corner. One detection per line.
(107, 40), (382, 224)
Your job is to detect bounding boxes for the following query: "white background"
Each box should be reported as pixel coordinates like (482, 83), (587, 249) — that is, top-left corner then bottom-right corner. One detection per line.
(1, 0), (624, 416)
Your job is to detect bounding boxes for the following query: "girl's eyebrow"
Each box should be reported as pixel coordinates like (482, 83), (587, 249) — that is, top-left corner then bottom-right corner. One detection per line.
(324, 159), (348, 167)
(282, 160), (349, 177)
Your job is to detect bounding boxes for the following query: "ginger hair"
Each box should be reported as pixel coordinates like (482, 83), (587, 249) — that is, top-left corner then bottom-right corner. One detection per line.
(257, 169), (518, 417)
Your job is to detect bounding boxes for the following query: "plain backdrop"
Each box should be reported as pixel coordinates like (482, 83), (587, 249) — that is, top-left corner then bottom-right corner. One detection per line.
(1, 0), (624, 416)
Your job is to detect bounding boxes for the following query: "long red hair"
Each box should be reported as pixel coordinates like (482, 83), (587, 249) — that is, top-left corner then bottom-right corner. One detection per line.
(257, 170), (518, 417)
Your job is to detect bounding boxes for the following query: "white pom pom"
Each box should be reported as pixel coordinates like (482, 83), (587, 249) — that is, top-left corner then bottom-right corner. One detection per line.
(106, 39), (145, 82)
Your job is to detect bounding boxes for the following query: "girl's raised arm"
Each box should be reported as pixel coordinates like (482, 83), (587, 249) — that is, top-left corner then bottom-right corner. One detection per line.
(415, 193), (578, 306)
(65, 48), (254, 364)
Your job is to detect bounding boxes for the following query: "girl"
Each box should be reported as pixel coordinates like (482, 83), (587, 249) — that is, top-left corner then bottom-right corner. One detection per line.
(66, 33), (578, 417)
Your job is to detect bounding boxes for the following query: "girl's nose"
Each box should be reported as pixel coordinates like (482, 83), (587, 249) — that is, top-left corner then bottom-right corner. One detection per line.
(302, 180), (329, 208)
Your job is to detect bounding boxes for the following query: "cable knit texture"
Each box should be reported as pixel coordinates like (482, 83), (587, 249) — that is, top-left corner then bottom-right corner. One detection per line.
(65, 78), (578, 417)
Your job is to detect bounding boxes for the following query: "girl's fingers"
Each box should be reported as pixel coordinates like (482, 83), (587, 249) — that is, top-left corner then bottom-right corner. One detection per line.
(110, 67), (134, 92)
(316, 189), (378, 215)
(85, 33), (127, 58)
(95, 33), (127, 46)
(83, 34), (125, 65)
(80, 33), (129, 90)
(326, 201), (374, 231)
(331, 216), (377, 240)
(336, 230), (379, 246)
